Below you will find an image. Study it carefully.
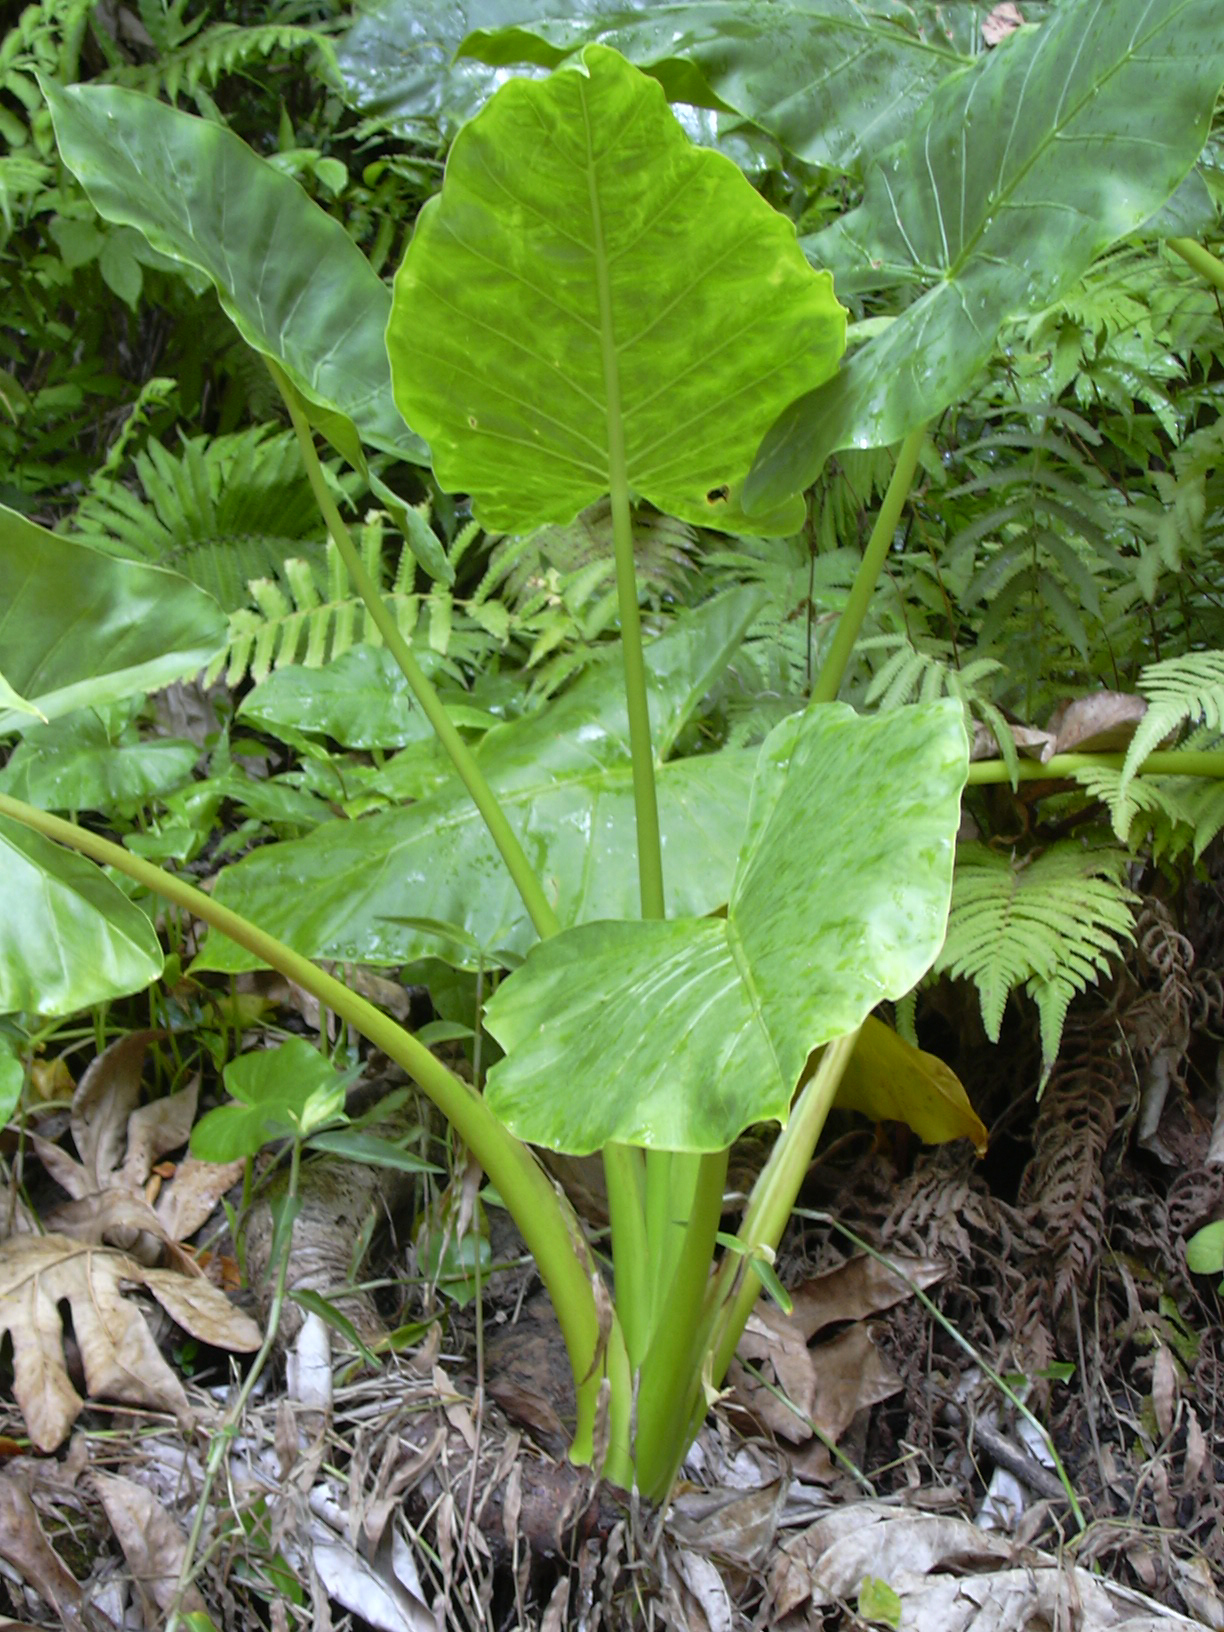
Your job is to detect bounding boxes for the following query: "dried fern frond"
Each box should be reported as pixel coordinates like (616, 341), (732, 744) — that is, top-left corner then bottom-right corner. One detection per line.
(936, 842), (1138, 1072)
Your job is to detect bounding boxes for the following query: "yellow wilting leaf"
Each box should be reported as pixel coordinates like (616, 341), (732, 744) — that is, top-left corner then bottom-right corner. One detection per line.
(834, 1017), (988, 1154)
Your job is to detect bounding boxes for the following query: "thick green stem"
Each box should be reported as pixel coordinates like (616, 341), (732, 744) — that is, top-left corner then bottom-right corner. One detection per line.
(707, 1031), (860, 1389)
(968, 748), (1224, 784)
(603, 1141), (649, 1368)
(811, 427), (927, 705)
(633, 1145), (729, 1501)
(0, 794), (631, 1485)
(273, 365), (561, 943)
(580, 100), (667, 1385)
(1169, 236), (1224, 295)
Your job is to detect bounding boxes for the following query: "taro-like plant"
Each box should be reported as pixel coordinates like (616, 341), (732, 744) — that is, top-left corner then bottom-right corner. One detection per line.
(3, 0), (1224, 1502)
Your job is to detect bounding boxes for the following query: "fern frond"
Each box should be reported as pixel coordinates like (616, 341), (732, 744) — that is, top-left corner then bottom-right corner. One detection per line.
(935, 842), (1138, 1069)
(74, 424), (332, 609)
(1069, 762), (1197, 860)
(1120, 649), (1224, 792)
(211, 538), (423, 687)
(109, 22), (338, 103)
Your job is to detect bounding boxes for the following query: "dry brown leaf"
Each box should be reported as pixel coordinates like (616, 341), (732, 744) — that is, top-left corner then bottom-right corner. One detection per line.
(668, 1480), (787, 1568)
(31, 1033), (239, 1258)
(669, 1545), (733, 1632)
(788, 1253), (947, 1340)
(776, 1504), (1202, 1631)
(1151, 1344), (1178, 1440)
(970, 720), (1053, 761)
(153, 1155), (246, 1242)
(539, 1575), (571, 1632)
(732, 1310), (903, 1446)
(70, 1032), (161, 1191)
(1169, 1554), (1224, 1626)
(1048, 691), (1148, 758)
(733, 1305), (817, 1440)
(810, 1324), (902, 1442)
(982, 2), (1024, 46)
(0, 1468), (114, 1631)
(91, 1471), (205, 1622)
(0, 1232), (260, 1451)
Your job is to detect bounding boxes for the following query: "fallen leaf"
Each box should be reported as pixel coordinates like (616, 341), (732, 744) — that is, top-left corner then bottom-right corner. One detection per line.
(836, 1019), (988, 1154)
(788, 1254), (947, 1340)
(0, 1468), (114, 1630)
(153, 1155), (245, 1243)
(1048, 692), (1148, 758)
(809, 1324), (902, 1443)
(669, 1544), (733, 1632)
(32, 1032), (241, 1259)
(733, 1305), (817, 1440)
(970, 721), (1053, 761)
(0, 1232), (261, 1451)
(1150, 1344), (1177, 1440)
(668, 1480), (787, 1567)
(91, 1471), (205, 1620)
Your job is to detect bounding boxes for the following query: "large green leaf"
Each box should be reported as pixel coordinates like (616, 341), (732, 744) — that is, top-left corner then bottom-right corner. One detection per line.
(41, 80), (425, 468)
(334, 0), (567, 137)
(0, 506), (226, 736)
(483, 699), (967, 1152)
(194, 592), (762, 973)
(0, 817), (163, 1016)
(746, 0), (1224, 508)
(459, 0), (977, 171)
(0, 702), (198, 814)
(238, 644), (440, 751)
(387, 43), (845, 536)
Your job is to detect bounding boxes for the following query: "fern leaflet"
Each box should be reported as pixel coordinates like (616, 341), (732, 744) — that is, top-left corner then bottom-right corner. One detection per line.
(935, 842), (1138, 1070)
(1120, 649), (1224, 792)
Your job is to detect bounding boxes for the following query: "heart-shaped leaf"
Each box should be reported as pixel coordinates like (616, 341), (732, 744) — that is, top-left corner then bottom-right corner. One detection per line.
(746, 0), (1224, 506)
(0, 506), (226, 736)
(0, 816), (163, 1015)
(388, 43), (844, 534)
(483, 698), (968, 1151)
(238, 643), (441, 751)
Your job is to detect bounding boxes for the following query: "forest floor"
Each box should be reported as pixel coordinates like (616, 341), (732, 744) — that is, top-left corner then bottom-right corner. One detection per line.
(0, 871), (1221, 1631)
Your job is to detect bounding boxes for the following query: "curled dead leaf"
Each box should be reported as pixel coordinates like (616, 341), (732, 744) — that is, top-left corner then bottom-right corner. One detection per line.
(1047, 692), (1148, 758)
